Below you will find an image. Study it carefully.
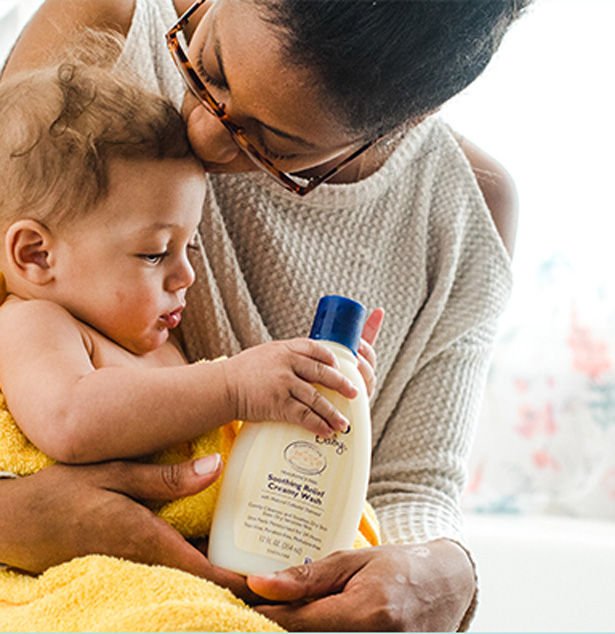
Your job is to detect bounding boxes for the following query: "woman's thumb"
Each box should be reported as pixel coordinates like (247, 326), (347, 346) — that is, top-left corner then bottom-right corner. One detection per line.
(102, 454), (222, 501)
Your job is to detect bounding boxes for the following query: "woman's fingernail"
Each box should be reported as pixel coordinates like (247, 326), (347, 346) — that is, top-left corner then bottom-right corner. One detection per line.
(194, 453), (221, 475)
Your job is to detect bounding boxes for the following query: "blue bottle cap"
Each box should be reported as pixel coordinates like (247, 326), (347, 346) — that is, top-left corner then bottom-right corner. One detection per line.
(308, 295), (367, 356)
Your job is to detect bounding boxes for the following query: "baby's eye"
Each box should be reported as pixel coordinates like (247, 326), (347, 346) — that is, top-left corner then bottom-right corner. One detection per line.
(138, 252), (169, 265)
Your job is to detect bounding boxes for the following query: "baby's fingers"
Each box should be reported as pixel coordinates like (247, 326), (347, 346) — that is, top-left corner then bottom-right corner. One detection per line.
(289, 338), (340, 370)
(294, 356), (358, 401)
(289, 384), (349, 436)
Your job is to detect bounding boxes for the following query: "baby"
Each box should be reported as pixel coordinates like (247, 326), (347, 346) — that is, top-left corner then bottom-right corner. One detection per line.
(0, 61), (360, 514)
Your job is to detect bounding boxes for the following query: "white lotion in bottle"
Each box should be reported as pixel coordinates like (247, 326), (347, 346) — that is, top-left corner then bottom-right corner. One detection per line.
(208, 295), (372, 575)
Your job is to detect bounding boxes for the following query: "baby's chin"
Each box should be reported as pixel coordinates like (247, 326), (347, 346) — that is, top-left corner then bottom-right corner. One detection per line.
(115, 328), (169, 357)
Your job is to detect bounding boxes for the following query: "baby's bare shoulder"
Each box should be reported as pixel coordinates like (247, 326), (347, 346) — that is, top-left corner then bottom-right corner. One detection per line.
(0, 298), (83, 344)
(0, 296), (73, 321)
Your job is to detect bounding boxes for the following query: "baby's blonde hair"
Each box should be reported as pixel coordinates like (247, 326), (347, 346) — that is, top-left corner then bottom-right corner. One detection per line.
(0, 35), (192, 230)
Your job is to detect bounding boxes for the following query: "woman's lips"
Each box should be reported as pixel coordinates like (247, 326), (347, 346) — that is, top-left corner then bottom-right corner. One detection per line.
(159, 306), (184, 329)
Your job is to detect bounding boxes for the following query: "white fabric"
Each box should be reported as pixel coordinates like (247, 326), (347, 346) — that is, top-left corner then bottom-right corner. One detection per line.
(119, 0), (512, 547)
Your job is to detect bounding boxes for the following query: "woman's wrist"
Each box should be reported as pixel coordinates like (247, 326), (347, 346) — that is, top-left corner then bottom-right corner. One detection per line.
(424, 538), (478, 631)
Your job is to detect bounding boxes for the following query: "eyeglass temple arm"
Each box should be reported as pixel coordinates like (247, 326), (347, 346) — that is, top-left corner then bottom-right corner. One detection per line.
(168, 0), (207, 36)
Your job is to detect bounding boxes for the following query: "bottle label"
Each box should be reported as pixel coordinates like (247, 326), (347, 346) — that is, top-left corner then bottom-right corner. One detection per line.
(234, 410), (353, 566)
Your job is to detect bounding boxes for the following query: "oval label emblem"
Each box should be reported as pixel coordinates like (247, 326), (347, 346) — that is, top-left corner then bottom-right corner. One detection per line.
(284, 441), (327, 475)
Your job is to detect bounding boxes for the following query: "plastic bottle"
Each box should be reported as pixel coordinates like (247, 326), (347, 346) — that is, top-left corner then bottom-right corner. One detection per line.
(207, 295), (372, 575)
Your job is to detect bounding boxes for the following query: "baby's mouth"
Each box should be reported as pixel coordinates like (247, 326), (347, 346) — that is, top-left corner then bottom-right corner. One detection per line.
(159, 306), (184, 329)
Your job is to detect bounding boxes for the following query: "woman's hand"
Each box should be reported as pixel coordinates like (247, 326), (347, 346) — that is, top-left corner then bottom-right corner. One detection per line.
(357, 307), (384, 398)
(247, 539), (476, 632)
(0, 458), (257, 602)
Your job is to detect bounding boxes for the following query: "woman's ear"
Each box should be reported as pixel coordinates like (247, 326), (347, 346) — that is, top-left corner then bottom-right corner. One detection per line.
(5, 219), (55, 286)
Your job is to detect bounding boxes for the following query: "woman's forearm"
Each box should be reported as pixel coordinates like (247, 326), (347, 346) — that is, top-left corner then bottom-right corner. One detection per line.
(0, 460), (239, 582)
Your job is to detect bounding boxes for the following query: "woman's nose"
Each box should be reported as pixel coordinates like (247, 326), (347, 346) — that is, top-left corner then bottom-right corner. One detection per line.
(185, 101), (241, 165)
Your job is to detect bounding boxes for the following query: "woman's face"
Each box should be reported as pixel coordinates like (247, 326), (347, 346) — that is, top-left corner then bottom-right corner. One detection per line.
(182, 0), (360, 177)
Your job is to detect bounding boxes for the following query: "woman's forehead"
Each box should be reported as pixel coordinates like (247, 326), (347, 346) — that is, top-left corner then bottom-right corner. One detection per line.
(203, 0), (356, 147)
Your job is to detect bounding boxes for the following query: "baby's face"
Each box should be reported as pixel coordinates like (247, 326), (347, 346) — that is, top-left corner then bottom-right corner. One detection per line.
(51, 156), (206, 355)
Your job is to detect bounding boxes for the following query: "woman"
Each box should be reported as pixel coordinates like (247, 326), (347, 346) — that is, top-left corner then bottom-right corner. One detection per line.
(0, 0), (529, 630)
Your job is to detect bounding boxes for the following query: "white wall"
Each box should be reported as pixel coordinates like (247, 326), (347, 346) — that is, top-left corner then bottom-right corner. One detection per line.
(0, 0), (43, 66)
(443, 0), (615, 286)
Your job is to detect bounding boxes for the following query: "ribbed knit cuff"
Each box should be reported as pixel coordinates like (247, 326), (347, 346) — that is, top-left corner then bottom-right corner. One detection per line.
(375, 498), (466, 547)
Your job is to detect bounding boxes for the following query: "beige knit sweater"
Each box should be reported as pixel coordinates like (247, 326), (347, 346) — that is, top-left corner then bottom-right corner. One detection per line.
(120, 0), (512, 548)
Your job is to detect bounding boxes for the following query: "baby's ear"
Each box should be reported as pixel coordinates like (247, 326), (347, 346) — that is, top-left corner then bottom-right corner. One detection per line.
(5, 219), (55, 286)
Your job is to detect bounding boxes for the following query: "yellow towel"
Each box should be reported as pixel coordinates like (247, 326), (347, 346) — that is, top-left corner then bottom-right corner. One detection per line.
(0, 391), (380, 630)
(0, 555), (285, 632)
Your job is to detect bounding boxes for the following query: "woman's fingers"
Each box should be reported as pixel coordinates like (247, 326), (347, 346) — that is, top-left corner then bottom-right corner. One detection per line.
(357, 353), (376, 398)
(357, 308), (384, 397)
(247, 548), (364, 602)
(361, 308), (385, 347)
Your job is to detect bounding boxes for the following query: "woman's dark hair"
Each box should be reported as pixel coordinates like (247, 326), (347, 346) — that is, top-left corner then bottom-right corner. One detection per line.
(261, 0), (532, 137)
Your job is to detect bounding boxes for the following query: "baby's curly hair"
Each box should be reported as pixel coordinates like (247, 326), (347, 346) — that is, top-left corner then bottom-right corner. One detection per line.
(0, 45), (191, 229)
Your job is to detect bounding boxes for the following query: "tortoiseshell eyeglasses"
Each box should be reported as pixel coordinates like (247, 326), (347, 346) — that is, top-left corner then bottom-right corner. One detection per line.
(165, 0), (381, 196)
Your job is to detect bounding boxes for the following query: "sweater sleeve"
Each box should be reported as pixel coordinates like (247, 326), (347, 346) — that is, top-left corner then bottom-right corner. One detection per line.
(367, 125), (513, 546)
(369, 316), (498, 546)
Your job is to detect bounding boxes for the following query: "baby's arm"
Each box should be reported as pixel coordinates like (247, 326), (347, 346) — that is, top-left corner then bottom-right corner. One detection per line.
(0, 300), (357, 464)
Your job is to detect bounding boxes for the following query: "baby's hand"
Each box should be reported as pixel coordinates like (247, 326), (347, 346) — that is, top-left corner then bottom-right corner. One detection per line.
(223, 338), (358, 437)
